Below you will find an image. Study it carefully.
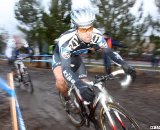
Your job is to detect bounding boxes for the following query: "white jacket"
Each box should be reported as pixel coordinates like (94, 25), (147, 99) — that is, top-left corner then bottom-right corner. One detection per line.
(5, 38), (29, 58)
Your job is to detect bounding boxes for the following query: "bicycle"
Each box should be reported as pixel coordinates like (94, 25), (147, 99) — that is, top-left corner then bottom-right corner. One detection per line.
(13, 55), (34, 94)
(59, 69), (140, 130)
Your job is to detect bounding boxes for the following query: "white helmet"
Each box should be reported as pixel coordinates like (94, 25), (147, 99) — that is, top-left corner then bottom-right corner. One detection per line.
(71, 9), (95, 28)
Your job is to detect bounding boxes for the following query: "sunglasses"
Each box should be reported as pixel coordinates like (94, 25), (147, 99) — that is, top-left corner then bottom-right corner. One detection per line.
(78, 26), (93, 33)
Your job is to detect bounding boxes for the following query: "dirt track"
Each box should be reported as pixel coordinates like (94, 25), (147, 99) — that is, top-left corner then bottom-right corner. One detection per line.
(0, 62), (160, 130)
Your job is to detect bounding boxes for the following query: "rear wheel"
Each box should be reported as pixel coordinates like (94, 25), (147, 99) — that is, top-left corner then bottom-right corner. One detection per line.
(99, 102), (140, 130)
(59, 89), (84, 127)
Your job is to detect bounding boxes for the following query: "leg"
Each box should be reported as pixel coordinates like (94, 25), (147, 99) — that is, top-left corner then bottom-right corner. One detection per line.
(8, 58), (16, 72)
(52, 50), (69, 97)
(53, 66), (68, 97)
(104, 55), (112, 75)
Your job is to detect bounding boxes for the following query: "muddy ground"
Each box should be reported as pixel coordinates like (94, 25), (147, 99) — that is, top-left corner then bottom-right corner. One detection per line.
(0, 62), (160, 130)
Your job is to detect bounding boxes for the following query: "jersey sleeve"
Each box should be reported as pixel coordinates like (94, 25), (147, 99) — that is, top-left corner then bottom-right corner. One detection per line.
(5, 39), (15, 58)
(58, 30), (82, 85)
(60, 45), (80, 85)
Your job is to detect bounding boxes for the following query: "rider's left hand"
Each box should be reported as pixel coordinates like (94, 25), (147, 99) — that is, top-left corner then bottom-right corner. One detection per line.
(122, 62), (136, 82)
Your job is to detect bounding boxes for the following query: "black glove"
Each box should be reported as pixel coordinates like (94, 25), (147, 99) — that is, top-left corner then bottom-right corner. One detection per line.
(75, 80), (95, 102)
(122, 62), (136, 82)
(79, 87), (95, 102)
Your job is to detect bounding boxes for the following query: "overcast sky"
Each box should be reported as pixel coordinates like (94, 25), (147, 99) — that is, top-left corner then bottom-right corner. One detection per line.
(0, 0), (159, 35)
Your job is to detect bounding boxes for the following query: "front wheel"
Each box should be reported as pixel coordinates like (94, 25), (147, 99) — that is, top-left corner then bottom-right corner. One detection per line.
(59, 89), (85, 127)
(99, 102), (140, 130)
(21, 68), (34, 94)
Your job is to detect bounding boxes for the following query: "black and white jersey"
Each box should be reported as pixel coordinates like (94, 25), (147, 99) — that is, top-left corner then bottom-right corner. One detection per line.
(53, 28), (126, 90)
(53, 28), (108, 85)
(58, 28), (108, 59)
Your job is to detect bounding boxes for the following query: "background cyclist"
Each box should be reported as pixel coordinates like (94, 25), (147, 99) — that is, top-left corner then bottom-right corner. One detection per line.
(5, 33), (34, 72)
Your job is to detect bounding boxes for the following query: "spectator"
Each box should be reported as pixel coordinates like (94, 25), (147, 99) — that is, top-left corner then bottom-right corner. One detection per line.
(151, 49), (160, 68)
(103, 32), (127, 74)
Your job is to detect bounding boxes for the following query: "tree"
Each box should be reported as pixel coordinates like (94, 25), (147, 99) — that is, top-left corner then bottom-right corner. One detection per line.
(14, 0), (71, 54)
(15, 0), (45, 53)
(150, 35), (160, 49)
(41, 0), (71, 42)
(0, 28), (8, 54)
(155, 0), (160, 12)
(0, 34), (5, 54)
(96, 0), (147, 56)
(32, 0), (71, 53)
(155, 0), (160, 34)
(15, 0), (42, 29)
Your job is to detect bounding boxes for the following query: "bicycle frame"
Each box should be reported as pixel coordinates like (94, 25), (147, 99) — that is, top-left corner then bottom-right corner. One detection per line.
(68, 84), (97, 127)
(68, 69), (132, 128)
(14, 59), (26, 75)
(93, 81), (120, 129)
(92, 69), (132, 129)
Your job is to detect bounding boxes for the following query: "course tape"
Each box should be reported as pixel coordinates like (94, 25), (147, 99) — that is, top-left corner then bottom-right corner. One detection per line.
(0, 54), (52, 57)
(0, 78), (15, 97)
(15, 95), (26, 130)
(25, 59), (52, 63)
(0, 78), (26, 130)
(0, 54), (53, 63)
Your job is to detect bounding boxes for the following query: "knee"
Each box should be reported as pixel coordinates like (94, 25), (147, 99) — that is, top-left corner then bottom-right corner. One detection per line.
(55, 79), (68, 95)
(53, 66), (68, 90)
(55, 75), (67, 87)
(56, 78), (66, 87)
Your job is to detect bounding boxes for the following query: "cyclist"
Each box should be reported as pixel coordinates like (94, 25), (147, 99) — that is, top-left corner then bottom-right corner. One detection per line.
(5, 34), (33, 72)
(52, 9), (136, 103)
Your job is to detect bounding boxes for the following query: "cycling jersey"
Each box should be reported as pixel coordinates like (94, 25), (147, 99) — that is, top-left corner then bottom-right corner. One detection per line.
(53, 28), (125, 89)
(5, 38), (29, 58)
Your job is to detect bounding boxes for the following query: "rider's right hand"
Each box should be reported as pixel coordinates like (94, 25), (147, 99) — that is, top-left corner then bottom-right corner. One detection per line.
(80, 87), (95, 102)
(75, 80), (95, 102)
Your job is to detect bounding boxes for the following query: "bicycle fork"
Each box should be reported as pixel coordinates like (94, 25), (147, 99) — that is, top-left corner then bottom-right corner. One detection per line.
(99, 93), (117, 130)
(99, 93), (125, 130)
